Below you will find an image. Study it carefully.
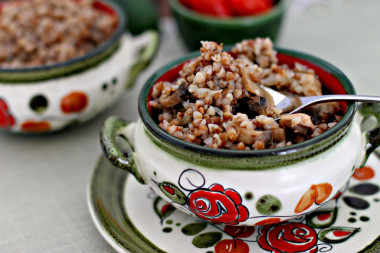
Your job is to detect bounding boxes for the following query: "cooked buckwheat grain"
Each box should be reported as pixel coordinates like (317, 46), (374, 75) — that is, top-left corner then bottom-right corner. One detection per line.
(150, 39), (343, 150)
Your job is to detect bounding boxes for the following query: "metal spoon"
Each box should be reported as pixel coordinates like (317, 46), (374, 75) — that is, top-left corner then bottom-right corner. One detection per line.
(262, 86), (380, 114)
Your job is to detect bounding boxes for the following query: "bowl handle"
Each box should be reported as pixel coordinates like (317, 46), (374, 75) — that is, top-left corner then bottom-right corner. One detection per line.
(100, 116), (145, 184)
(125, 30), (159, 89)
(358, 102), (380, 167)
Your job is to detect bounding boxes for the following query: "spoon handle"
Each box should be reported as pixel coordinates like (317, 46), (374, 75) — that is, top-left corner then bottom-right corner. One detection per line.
(290, 95), (380, 114)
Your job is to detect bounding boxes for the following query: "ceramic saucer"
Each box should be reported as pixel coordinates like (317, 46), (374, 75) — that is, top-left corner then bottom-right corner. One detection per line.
(88, 155), (380, 253)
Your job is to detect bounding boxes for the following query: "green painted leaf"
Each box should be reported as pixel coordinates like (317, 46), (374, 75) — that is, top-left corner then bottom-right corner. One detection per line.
(162, 227), (173, 233)
(192, 232), (223, 248)
(349, 183), (379, 196)
(256, 194), (282, 215)
(181, 222), (207, 236)
(319, 226), (360, 243)
(306, 207), (337, 228)
(159, 182), (187, 204)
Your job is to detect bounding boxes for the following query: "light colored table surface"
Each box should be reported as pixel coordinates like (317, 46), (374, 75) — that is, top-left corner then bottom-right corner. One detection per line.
(1, 1), (379, 252)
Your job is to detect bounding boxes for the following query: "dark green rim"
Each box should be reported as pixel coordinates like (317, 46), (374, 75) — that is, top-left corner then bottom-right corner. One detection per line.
(89, 156), (164, 253)
(168, 0), (286, 26)
(0, 0), (126, 83)
(138, 46), (356, 159)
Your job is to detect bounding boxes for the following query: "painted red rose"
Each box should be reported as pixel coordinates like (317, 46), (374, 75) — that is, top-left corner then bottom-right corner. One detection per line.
(188, 184), (249, 224)
(215, 239), (250, 253)
(257, 222), (318, 253)
(224, 225), (255, 238)
(0, 99), (15, 128)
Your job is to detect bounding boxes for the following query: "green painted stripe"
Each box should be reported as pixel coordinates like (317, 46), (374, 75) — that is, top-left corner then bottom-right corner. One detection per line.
(145, 122), (351, 170)
(0, 42), (120, 83)
(358, 235), (380, 253)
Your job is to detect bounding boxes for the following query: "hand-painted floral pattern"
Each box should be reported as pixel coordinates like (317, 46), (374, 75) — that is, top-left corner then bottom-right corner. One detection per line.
(95, 156), (380, 253)
(318, 226), (360, 243)
(215, 239), (250, 253)
(0, 98), (15, 128)
(21, 120), (51, 132)
(61, 91), (88, 113)
(223, 225), (255, 238)
(295, 183), (333, 213)
(254, 217), (282, 226)
(353, 166), (375, 180)
(188, 184), (249, 224)
(257, 223), (318, 253)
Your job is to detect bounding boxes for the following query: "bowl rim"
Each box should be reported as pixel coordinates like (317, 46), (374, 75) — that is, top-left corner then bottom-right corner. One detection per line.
(0, 0), (126, 74)
(168, 0), (287, 25)
(138, 46), (356, 158)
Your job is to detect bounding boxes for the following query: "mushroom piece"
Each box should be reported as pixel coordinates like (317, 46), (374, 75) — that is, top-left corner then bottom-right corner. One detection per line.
(280, 113), (315, 135)
(159, 83), (188, 108)
(271, 128), (286, 142)
(241, 67), (263, 97)
(237, 127), (272, 145)
(233, 96), (264, 118)
(307, 102), (340, 122)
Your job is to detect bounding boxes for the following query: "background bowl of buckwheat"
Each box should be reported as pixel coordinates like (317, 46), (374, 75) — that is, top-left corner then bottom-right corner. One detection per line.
(0, 0), (158, 133)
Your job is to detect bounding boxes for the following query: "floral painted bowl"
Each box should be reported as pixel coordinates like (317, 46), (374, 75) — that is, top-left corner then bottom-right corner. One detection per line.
(168, 0), (287, 51)
(100, 47), (380, 226)
(0, 0), (158, 133)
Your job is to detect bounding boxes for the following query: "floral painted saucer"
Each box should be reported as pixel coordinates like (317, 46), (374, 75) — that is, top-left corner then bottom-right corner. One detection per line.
(88, 154), (380, 253)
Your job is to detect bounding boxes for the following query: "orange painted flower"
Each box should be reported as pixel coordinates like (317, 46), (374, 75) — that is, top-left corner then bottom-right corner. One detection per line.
(61, 91), (88, 113)
(314, 183), (333, 204)
(21, 120), (51, 132)
(353, 166), (375, 180)
(254, 217), (282, 226)
(295, 183), (333, 214)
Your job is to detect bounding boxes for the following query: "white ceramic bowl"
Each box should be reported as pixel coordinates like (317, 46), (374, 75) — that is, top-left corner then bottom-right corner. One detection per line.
(100, 47), (380, 226)
(0, 0), (158, 133)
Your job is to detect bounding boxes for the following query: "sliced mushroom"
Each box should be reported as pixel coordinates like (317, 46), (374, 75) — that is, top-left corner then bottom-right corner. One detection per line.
(246, 96), (266, 116)
(159, 83), (188, 108)
(271, 128), (286, 142)
(241, 67), (263, 97)
(233, 96), (263, 118)
(237, 127), (272, 145)
(233, 89), (279, 119)
(280, 113), (315, 135)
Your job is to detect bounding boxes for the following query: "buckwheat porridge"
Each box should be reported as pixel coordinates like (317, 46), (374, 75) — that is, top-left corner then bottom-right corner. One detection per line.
(0, 0), (117, 68)
(149, 39), (343, 150)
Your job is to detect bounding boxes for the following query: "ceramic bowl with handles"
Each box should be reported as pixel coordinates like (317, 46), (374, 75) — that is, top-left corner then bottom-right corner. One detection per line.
(0, 0), (158, 133)
(168, 0), (287, 51)
(100, 47), (380, 226)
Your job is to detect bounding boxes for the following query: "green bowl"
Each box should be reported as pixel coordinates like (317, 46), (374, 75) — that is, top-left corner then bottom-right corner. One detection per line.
(168, 0), (287, 51)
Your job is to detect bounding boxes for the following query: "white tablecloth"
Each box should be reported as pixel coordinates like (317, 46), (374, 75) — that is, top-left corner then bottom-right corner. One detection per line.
(1, 1), (379, 252)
